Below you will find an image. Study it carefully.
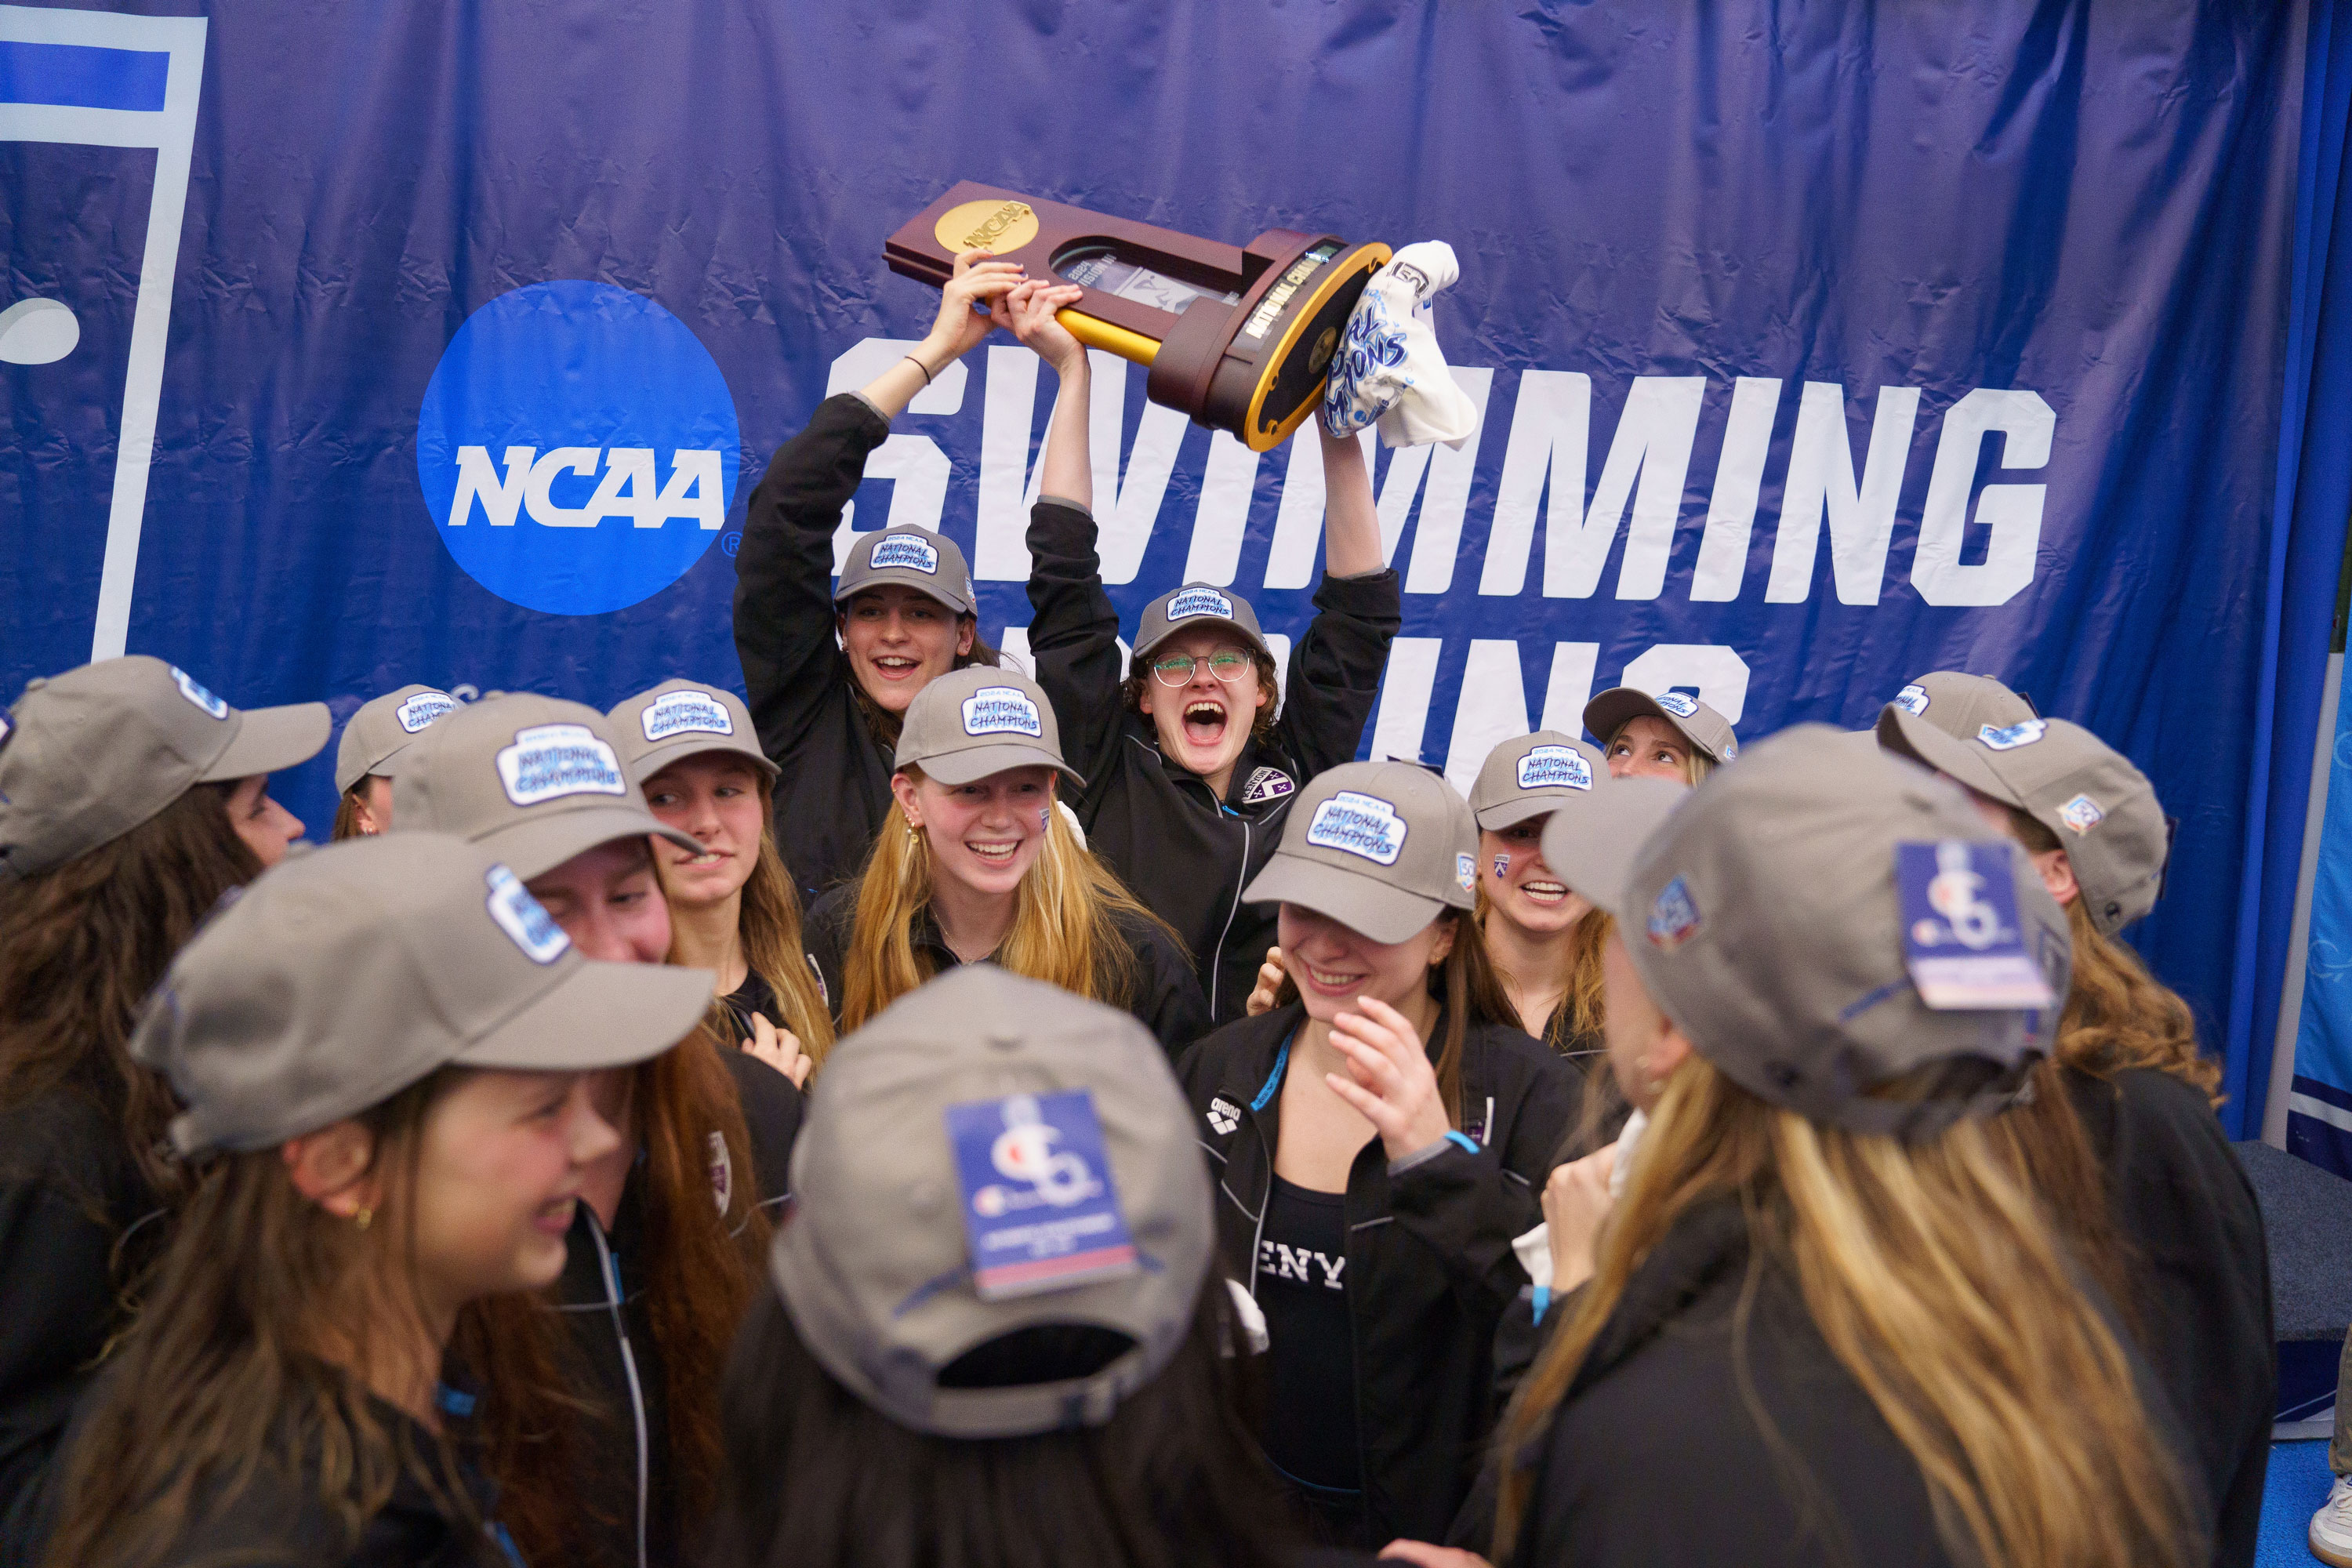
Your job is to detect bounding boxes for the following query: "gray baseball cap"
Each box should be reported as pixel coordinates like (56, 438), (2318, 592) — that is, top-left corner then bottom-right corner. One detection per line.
(1875, 707), (2165, 935)
(0, 656), (329, 881)
(1885, 671), (2037, 744)
(895, 666), (1084, 789)
(1536, 775), (1688, 913)
(1242, 760), (1478, 943)
(1582, 686), (1739, 766)
(129, 833), (713, 1156)
(772, 964), (1213, 1439)
(1621, 724), (2070, 1139)
(1129, 582), (1275, 667)
(606, 679), (779, 786)
(390, 693), (699, 880)
(334, 684), (459, 794)
(834, 527), (976, 616)
(1469, 731), (1605, 830)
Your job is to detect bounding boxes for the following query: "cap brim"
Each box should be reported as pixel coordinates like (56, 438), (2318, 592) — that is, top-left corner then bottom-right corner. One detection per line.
(626, 734), (781, 786)
(458, 958), (713, 1073)
(1131, 617), (1273, 668)
(1537, 777), (1686, 916)
(1875, 708), (2024, 810)
(1473, 795), (1561, 832)
(201, 702), (332, 782)
(833, 571), (972, 615)
(917, 743), (1086, 791)
(1581, 688), (1665, 747)
(1240, 852), (1446, 944)
(470, 805), (704, 881)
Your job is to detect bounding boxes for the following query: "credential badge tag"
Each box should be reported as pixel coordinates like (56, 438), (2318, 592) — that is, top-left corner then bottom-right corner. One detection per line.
(946, 1090), (1139, 1301)
(1896, 840), (2055, 1009)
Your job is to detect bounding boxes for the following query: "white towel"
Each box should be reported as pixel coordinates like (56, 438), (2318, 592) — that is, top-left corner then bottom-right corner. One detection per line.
(1322, 240), (1479, 450)
(1511, 1108), (1650, 1290)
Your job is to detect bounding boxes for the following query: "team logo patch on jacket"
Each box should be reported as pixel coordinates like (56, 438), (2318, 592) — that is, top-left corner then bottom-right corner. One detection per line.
(1166, 586), (1235, 621)
(1306, 791), (1406, 865)
(397, 691), (456, 732)
(961, 686), (1043, 738)
(1978, 719), (2047, 750)
(1516, 745), (1592, 791)
(1240, 766), (1295, 805)
(869, 533), (939, 573)
(1207, 1096), (1240, 1136)
(642, 688), (732, 741)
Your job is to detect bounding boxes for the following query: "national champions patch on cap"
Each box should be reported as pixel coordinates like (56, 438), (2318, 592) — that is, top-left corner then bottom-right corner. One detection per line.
(495, 723), (628, 807)
(1893, 684), (1929, 716)
(946, 1089), (1139, 1302)
(869, 533), (941, 575)
(1978, 719), (2048, 751)
(1654, 691), (1700, 718)
(1896, 840), (2055, 1009)
(1305, 790), (1408, 866)
(483, 864), (571, 964)
(1165, 586), (1236, 621)
(172, 666), (229, 719)
(641, 688), (734, 742)
(1516, 745), (1593, 791)
(397, 691), (458, 733)
(960, 685), (1043, 739)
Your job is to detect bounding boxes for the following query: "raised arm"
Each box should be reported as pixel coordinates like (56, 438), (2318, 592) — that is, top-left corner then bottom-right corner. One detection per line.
(1272, 423), (1403, 776)
(1319, 419), (1383, 578)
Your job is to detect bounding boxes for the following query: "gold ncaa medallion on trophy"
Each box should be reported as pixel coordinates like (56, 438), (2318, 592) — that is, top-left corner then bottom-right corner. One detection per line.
(887, 183), (1389, 452)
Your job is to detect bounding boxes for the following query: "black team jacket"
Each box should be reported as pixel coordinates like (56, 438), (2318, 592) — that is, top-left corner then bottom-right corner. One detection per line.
(1024, 503), (1402, 1024)
(1174, 1004), (1579, 1544)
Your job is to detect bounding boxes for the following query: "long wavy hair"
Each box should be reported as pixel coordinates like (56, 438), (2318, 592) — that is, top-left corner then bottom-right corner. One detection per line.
(45, 1070), (504, 1568)
(487, 1030), (772, 1562)
(839, 768), (1174, 1033)
(2002, 807), (2218, 1102)
(655, 771), (836, 1066)
(1493, 1057), (2195, 1568)
(0, 784), (260, 1205)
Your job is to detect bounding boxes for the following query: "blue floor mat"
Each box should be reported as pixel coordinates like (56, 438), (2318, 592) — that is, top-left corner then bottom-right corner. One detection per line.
(2264, 1441), (2337, 1567)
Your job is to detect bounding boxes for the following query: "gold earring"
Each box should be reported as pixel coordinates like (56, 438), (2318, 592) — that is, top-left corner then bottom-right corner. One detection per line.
(354, 1207), (372, 1232)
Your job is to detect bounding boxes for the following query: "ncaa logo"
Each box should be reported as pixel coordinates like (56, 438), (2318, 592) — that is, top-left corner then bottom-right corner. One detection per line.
(416, 281), (741, 615)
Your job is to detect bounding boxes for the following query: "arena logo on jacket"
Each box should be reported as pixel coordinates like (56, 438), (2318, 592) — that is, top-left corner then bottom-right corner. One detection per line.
(416, 280), (741, 616)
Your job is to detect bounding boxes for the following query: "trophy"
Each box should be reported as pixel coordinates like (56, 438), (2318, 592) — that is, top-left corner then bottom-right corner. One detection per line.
(885, 182), (1390, 453)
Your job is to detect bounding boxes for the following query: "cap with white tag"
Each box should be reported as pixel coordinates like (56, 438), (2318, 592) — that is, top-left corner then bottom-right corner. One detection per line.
(1884, 672), (2037, 746)
(129, 833), (711, 1156)
(390, 693), (699, 880)
(773, 964), (1212, 1438)
(833, 527), (976, 616)
(1621, 724), (2070, 1139)
(1875, 707), (2166, 936)
(0, 656), (330, 881)
(606, 679), (779, 786)
(1468, 731), (1605, 830)
(1129, 581), (1275, 667)
(1582, 686), (1738, 767)
(334, 684), (459, 794)
(1242, 760), (1478, 943)
(894, 666), (1085, 789)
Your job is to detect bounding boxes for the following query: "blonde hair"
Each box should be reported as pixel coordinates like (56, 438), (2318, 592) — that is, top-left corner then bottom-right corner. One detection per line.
(1604, 719), (1715, 786)
(656, 772), (836, 1068)
(1472, 888), (1609, 1051)
(1495, 1057), (2194, 1568)
(840, 767), (1173, 1033)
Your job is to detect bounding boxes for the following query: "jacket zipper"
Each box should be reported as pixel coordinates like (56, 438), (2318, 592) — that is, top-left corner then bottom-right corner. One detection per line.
(583, 1210), (651, 1568)
(1208, 811), (1251, 1016)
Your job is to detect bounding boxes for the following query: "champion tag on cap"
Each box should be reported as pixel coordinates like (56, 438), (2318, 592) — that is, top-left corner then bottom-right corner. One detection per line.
(869, 534), (940, 574)
(1647, 875), (1702, 949)
(807, 952), (828, 1007)
(1454, 852), (1476, 894)
(1240, 766), (1296, 805)
(1516, 746), (1593, 792)
(1654, 691), (1699, 718)
(495, 724), (628, 807)
(1165, 586), (1236, 621)
(708, 1130), (733, 1216)
(396, 691), (457, 733)
(960, 686), (1044, 739)
(1893, 684), (1930, 716)
(170, 667), (229, 720)
(1896, 840), (2056, 1009)
(1722, 736), (1738, 760)
(483, 864), (570, 964)
(1207, 1096), (1240, 1136)
(641, 688), (735, 742)
(1978, 719), (2048, 751)
(946, 1090), (1140, 1302)
(2059, 793), (2107, 834)
(1305, 791), (1407, 866)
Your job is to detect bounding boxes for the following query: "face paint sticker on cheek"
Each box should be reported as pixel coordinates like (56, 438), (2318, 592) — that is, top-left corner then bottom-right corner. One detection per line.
(1040, 808), (1050, 830)
(1494, 853), (1511, 880)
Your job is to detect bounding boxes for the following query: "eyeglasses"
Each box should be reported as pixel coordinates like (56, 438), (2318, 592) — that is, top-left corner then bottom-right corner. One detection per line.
(1149, 648), (1254, 687)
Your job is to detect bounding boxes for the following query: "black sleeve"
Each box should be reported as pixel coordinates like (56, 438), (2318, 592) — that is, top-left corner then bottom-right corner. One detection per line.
(715, 1048), (804, 1207)
(0, 1173), (114, 1540)
(1022, 499), (1129, 807)
(1125, 917), (1214, 1059)
(732, 394), (893, 766)
(1386, 1140), (1545, 1309)
(1272, 566), (1402, 780)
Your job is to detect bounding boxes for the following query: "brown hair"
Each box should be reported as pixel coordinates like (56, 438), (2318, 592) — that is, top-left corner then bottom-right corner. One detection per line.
(1494, 1058), (2194, 1568)
(844, 619), (1002, 752)
(840, 768), (1175, 1033)
(1602, 718), (1715, 786)
(45, 1071), (502, 1568)
(2003, 807), (2219, 1102)
(1121, 647), (1282, 751)
(0, 784), (260, 1204)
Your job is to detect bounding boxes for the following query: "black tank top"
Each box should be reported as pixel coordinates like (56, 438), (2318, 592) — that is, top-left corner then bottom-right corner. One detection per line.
(1257, 1175), (1361, 1493)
